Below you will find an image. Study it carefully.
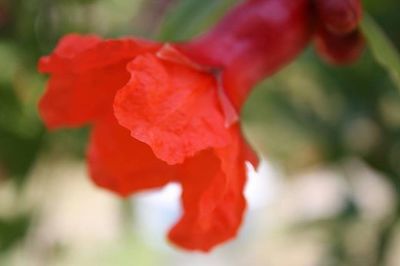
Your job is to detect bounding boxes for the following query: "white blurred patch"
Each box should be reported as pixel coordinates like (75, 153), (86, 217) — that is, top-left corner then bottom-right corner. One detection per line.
(344, 159), (395, 220)
(19, 157), (122, 266)
(278, 167), (349, 221)
(30, 160), (121, 248)
(245, 159), (282, 210)
(134, 183), (181, 250)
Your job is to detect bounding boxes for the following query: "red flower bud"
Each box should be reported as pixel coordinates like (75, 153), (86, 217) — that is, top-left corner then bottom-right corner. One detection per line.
(314, 0), (362, 35)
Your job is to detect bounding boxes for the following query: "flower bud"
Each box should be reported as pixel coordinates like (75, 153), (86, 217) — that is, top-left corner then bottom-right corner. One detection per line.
(314, 0), (362, 35)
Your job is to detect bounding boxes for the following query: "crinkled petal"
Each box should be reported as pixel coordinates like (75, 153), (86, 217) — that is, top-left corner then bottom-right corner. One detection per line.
(39, 36), (160, 129)
(87, 114), (176, 197)
(114, 53), (230, 165)
(157, 44), (239, 127)
(168, 127), (247, 251)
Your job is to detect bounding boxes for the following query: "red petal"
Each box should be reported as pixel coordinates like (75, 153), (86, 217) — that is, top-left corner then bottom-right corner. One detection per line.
(240, 136), (259, 169)
(39, 36), (159, 129)
(39, 62), (130, 129)
(114, 54), (230, 165)
(156, 44), (206, 72)
(168, 128), (247, 251)
(74, 38), (160, 72)
(158, 44), (239, 127)
(87, 114), (176, 197)
(38, 34), (102, 73)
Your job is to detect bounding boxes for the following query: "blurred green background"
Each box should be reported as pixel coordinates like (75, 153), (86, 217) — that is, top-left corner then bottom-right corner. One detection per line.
(0, 0), (400, 265)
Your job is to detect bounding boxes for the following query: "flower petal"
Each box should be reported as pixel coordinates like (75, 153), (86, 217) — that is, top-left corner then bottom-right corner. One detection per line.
(87, 114), (176, 197)
(74, 38), (160, 72)
(38, 34), (102, 73)
(240, 137), (259, 169)
(39, 62), (130, 129)
(114, 54), (230, 165)
(39, 36), (159, 129)
(168, 127), (247, 251)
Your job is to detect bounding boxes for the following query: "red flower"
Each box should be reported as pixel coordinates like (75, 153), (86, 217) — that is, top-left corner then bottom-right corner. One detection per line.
(38, 0), (363, 251)
(39, 35), (258, 251)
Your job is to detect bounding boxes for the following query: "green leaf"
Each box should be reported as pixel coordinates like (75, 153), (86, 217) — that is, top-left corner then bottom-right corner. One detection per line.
(158, 0), (236, 41)
(0, 83), (44, 186)
(361, 14), (400, 90)
(0, 126), (44, 186)
(0, 215), (31, 252)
